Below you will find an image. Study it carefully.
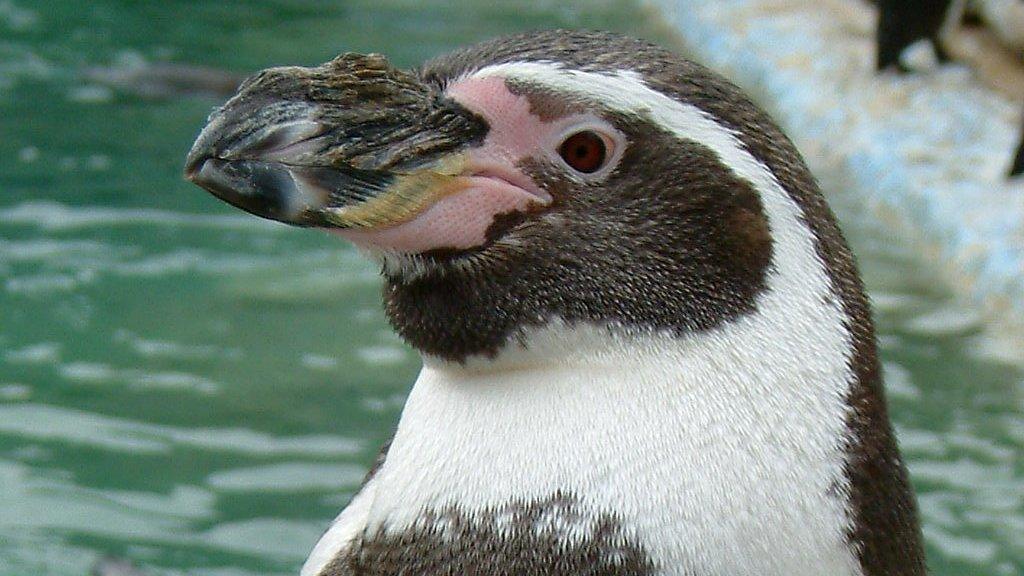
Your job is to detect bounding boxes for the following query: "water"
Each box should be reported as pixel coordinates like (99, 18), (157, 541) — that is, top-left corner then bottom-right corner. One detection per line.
(0, 1), (1021, 574)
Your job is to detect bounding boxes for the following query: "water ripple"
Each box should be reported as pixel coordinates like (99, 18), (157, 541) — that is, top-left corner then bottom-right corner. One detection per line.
(0, 404), (363, 456)
(0, 460), (186, 536)
(114, 330), (241, 362)
(0, 201), (267, 232)
(198, 519), (322, 561)
(60, 361), (221, 394)
(0, 239), (126, 263)
(4, 342), (60, 364)
(0, 1), (36, 31)
(206, 462), (365, 492)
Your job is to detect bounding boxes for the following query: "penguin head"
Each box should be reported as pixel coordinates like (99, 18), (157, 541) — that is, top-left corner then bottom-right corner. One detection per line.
(186, 30), (849, 363)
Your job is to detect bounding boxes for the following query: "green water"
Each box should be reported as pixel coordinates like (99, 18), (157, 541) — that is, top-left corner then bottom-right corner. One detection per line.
(0, 1), (1021, 575)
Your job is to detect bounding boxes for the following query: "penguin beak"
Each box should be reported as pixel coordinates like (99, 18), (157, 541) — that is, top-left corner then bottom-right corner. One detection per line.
(184, 53), (488, 229)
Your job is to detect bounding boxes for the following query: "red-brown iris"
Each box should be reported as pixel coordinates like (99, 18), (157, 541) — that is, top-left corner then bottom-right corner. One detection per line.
(558, 130), (608, 174)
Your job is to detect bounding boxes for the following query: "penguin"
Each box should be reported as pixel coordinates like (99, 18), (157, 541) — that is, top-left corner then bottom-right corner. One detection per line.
(185, 30), (927, 576)
(876, 0), (957, 70)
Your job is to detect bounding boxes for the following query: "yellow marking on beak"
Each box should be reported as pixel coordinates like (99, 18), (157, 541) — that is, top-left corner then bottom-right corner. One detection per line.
(322, 155), (468, 229)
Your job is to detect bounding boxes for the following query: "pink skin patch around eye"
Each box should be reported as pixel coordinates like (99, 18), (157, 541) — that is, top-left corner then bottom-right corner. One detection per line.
(336, 76), (563, 254)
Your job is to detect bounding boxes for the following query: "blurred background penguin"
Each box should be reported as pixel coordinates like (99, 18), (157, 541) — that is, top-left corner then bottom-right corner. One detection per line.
(874, 0), (1024, 176)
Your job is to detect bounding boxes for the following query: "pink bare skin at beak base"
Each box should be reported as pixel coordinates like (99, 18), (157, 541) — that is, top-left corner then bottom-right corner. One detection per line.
(335, 76), (562, 254)
(335, 175), (545, 253)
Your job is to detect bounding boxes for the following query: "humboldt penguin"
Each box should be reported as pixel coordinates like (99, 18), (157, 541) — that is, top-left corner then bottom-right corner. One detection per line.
(185, 30), (927, 576)
(876, 0), (957, 70)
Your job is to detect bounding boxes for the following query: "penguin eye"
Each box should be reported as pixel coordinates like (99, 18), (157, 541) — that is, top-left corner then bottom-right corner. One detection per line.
(558, 130), (609, 174)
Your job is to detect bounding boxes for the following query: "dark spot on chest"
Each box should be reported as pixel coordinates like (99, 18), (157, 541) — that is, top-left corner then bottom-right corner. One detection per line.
(320, 493), (657, 576)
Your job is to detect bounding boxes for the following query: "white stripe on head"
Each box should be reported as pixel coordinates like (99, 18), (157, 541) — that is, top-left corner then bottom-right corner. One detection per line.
(471, 61), (777, 216)
(354, 62), (865, 575)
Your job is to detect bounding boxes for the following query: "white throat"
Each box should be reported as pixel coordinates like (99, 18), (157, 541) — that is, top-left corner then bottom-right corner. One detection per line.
(368, 309), (861, 575)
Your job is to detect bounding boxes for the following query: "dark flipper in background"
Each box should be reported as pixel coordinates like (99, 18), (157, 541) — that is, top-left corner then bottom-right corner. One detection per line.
(875, 0), (955, 71)
(1012, 115), (1024, 176)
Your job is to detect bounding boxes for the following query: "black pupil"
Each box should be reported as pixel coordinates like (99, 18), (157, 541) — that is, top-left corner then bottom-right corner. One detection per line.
(559, 131), (606, 173)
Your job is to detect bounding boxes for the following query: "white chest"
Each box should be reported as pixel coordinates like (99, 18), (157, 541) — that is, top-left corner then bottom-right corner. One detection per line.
(365, 316), (862, 576)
